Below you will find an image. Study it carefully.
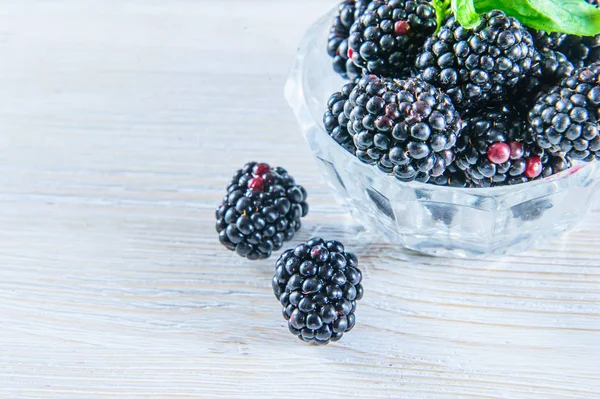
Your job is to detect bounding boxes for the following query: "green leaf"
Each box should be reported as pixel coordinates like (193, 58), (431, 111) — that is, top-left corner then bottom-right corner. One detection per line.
(432, 0), (453, 33)
(452, 0), (481, 29)
(474, 0), (600, 36)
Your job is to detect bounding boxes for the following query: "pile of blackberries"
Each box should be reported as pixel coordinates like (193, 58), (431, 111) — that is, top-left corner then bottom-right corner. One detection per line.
(212, 0), (599, 346)
(326, 0), (600, 187)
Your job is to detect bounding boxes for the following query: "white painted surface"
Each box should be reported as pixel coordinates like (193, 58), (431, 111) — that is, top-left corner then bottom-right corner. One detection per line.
(1, 1), (599, 398)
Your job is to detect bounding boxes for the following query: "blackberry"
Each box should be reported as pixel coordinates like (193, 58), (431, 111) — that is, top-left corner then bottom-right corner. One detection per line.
(455, 106), (546, 186)
(272, 238), (363, 345)
(328, 1), (378, 80)
(538, 50), (575, 82)
(559, 36), (600, 69)
(416, 10), (536, 112)
(428, 164), (470, 187)
(215, 162), (309, 260)
(558, 0), (600, 68)
(512, 49), (575, 117)
(507, 150), (572, 185)
(345, 75), (462, 182)
(540, 153), (572, 178)
(324, 82), (358, 154)
(528, 28), (567, 51)
(528, 65), (600, 162)
(559, 62), (600, 94)
(348, 0), (437, 77)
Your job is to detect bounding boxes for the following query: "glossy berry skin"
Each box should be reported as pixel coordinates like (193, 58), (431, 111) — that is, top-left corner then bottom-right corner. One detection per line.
(527, 28), (567, 52)
(272, 238), (363, 345)
(559, 63), (600, 95)
(327, 0), (381, 80)
(528, 64), (600, 162)
(524, 156), (543, 178)
(558, 0), (599, 68)
(215, 162), (309, 260)
(559, 35), (600, 69)
(539, 153), (572, 179)
(428, 164), (471, 187)
(416, 10), (536, 112)
(345, 75), (463, 182)
(512, 49), (575, 118)
(324, 82), (358, 154)
(487, 142), (511, 164)
(454, 105), (551, 187)
(348, 0), (437, 77)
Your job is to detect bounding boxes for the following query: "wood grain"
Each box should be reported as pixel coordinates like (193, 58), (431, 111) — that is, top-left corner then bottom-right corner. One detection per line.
(1, 1), (599, 398)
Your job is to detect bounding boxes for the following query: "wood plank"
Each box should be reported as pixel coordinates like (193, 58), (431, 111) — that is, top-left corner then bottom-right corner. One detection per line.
(1, 1), (599, 398)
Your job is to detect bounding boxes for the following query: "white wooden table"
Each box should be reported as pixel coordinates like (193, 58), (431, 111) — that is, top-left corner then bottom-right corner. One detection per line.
(1, 1), (599, 398)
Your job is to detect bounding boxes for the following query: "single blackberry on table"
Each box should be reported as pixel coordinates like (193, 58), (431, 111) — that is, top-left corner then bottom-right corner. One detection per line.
(512, 49), (575, 117)
(528, 65), (600, 162)
(455, 105), (546, 187)
(272, 238), (363, 344)
(345, 75), (462, 182)
(215, 162), (309, 260)
(415, 10), (536, 112)
(328, 0), (379, 80)
(324, 82), (358, 154)
(348, 0), (437, 77)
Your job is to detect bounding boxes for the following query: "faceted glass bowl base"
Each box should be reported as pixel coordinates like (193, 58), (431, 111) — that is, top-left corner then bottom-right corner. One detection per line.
(284, 8), (600, 258)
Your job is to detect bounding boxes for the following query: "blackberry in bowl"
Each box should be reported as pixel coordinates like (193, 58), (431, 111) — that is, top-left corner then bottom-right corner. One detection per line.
(345, 75), (461, 181)
(415, 10), (537, 113)
(454, 104), (553, 187)
(347, 0), (437, 77)
(284, 6), (600, 258)
(327, 0), (374, 80)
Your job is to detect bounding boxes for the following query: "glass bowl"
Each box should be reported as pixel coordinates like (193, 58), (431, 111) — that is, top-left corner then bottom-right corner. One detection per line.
(284, 8), (600, 258)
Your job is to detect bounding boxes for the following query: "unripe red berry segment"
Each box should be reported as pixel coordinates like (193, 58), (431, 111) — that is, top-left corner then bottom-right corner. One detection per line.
(487, 142), (511, 164)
